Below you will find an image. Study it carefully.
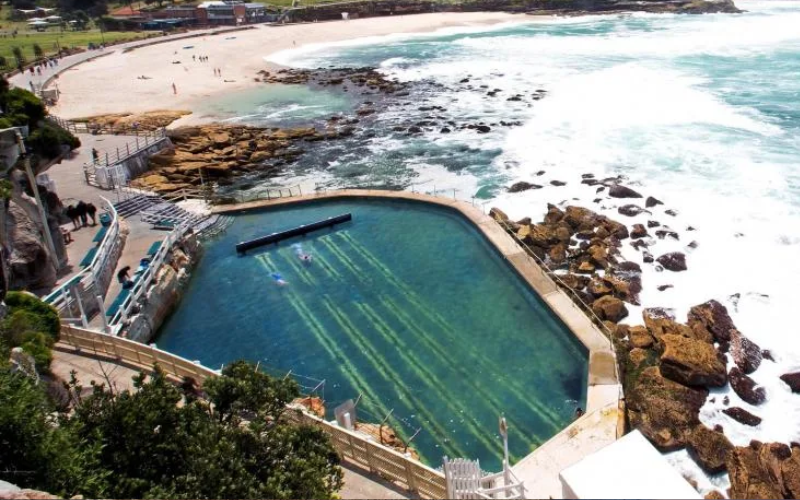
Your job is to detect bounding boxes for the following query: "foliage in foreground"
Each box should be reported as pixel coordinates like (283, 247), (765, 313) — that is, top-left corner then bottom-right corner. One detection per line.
(0, 292), (61, 371)
(0, 359), (343, 499)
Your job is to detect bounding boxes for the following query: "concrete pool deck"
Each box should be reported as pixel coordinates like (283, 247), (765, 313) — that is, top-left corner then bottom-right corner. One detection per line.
(214, 189), (624, 498)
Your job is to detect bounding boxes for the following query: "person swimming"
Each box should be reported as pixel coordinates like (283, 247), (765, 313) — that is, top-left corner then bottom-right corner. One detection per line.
(291, 243), (313, 263)
(271, 272), (288, 286)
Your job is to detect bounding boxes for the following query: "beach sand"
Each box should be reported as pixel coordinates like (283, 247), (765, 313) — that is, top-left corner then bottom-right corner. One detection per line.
(51, 12), (526, 125)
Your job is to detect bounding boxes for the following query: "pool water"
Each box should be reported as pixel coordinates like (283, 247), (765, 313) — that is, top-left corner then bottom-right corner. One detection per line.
(157, 198), (587, 469)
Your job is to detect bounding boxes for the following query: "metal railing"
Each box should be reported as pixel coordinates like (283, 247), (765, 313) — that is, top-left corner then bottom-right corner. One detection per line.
(57, 325), (448, 499)
(87, 128), (168, 169)
(222, 184), (304, 204)
(107, 221), (192, 331)
(43, 197), (121, 322)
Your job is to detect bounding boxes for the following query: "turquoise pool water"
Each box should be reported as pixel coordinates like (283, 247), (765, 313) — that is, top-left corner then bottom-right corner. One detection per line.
(157, 198), (587, 469)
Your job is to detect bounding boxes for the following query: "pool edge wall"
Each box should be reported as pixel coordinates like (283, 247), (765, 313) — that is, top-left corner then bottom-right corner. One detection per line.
(213, 189), (624, 490)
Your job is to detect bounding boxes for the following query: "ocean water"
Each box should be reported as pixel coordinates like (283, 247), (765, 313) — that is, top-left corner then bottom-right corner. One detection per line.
(255, 2), (800, 491)
(157, 199), (588, 470)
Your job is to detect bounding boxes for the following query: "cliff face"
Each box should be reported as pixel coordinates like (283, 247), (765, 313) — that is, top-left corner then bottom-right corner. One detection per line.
(285, 0), (740, 22)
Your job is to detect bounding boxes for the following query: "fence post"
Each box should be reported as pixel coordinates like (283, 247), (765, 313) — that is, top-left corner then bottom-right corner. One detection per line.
(136, 137), (140, 149)
(364, 441), (374, 473)
(126, 143), (130, 156)
(405, 461), (417, 494)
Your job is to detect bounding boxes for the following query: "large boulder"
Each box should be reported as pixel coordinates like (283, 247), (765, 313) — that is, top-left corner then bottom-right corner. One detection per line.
(729, 367), (766, 405)
(643, 308), (712, 343)
(723, 407), (762, 427)
(543, 204), (564, 225)
(6, 201), (57, 290)
(627, 366), (708, 451)
(628, 325), (654, 349)
(660, 334), (727, 387)
(608, 185), (643, 198)
(592, 295), (628, 323)
(564, 206), (599, 230)
(656, 252), (687, 272)
(688, 300), (737, 343)
(507, 181), (541, 193)
(727, 441), (795, 499)
(731, 330), (762, 374)
(687, 424), (734, 474)
(618, 204), (647, 217)
(779, 372), (800, 393)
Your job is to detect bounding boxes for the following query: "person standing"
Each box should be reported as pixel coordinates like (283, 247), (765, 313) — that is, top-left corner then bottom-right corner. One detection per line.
(172, 82), (177, 94)
(66, 205), (80, 230)
(86, 202), (97, 225)
(75, 200), (87, 227)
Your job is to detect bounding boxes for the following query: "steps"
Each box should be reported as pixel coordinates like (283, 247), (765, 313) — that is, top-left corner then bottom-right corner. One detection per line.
(113, 194), (163, 219)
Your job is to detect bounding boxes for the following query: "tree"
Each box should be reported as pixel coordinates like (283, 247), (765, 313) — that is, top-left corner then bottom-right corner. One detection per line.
(32, 44), (44, 60)
(11, 46), (25, 67)
(66, 361), (344, 499)
(0, 56), (7, 69)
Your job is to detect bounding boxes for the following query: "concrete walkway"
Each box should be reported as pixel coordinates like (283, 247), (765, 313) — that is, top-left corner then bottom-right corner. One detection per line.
(51, 347), (412, 500)
(43, 133), (163, 299)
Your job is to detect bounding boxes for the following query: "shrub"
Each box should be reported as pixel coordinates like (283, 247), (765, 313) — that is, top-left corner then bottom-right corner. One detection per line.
(4, 292), (60, 340)
(2, 88), (46, 129)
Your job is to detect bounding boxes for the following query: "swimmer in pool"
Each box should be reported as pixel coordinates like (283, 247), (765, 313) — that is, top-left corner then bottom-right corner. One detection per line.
(271, 272), (288, 286)
(292, 243), (313, 264)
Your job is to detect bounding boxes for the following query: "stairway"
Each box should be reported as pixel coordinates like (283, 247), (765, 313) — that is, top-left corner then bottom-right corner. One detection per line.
(113, 194), (163, 219)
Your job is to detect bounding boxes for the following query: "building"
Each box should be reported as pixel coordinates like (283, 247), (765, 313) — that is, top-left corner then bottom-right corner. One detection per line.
(196, 1), (271, 25)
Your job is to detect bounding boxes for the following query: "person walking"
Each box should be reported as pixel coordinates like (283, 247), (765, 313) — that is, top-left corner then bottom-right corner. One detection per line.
(172, 82), (177, 94)
(86, 202), (97, 225)
(91, 147), (99, 163)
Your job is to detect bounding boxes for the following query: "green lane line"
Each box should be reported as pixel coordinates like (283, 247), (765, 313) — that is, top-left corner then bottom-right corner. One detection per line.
(380, 295), (551, 441)
(322, 296), (467, 460)
(310, 245), (345, 281)
(275, 248), (316, 286)
(356, 301), (504, 462)
(318, 237), (363, 278)
(337, 231), (565, 426)
(285, 291), (397, 437)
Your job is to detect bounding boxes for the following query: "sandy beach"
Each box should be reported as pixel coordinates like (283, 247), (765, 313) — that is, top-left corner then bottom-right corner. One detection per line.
(51, 12), (526, 124)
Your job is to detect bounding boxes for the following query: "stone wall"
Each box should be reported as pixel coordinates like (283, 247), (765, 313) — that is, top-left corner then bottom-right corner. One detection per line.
(125, 233), (201, 343)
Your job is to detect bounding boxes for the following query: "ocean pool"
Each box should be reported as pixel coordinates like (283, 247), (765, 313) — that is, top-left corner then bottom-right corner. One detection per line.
(156, 198), (587, 469)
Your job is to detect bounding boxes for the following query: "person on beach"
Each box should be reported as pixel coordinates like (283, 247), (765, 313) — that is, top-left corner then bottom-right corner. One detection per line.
(574, 407), (584, 419)
(117, 266), (133, 289)
(172, 82), (177, 94)
(86, 202), (97, 225)
(61, 227), (72, 244)
(91, 148), (99, 162)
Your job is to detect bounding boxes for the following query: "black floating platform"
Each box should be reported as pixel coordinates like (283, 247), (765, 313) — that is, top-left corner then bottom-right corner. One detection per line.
(236, 213), (352, 254)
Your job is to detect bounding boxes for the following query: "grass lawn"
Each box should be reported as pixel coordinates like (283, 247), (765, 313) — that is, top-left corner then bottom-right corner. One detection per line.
(0, 30), (154, 66)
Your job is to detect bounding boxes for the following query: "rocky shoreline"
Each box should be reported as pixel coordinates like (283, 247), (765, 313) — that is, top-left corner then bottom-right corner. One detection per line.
(489, 189), (800, 498)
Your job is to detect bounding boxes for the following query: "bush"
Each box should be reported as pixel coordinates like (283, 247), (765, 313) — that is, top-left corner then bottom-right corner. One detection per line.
(0, 293), (60, 371)
(4, 292), (60, 340)
(2, 88), (46, 129)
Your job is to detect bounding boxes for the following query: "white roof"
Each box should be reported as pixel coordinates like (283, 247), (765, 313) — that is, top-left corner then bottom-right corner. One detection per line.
(558, 430), (702, 499)
(45, 15), (61, 20)
(198, 1), (227, 7)
(28, 16), (44, 21)
(28, 20), (48, 25)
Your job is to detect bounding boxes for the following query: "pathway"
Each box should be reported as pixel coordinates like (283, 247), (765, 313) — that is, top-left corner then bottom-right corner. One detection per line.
(50, 347), (411, 500)
(43, 133), (163, 297)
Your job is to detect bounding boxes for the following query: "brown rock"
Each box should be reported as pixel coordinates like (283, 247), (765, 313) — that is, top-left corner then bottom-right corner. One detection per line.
(631, 224), (648, 239)
(779, 372), (800, 393)
(730, 330), (762, 374)
(704, 490), (724, 500)
(608, 185), (643, 198)
(627, 367), (708, 451)
(592, 295), (629, 323)
(543, 204), (564, 225)
(526, 224), (559, 248)
(577, 261), (595, 273)
(688, 300), (737, 343)
(628, 348), (650, 368)
(489, 207), (510, 223)
(249, 150), (272, 163)
(782, 445), (800, 498)
(211, 131), (231, 146)
(564, 206), (598, 230)
(618, 204), (647, 217)
(729, 367), (766, 405)
(587, 278), (613, 297)
(549, 244), (567, 265)
(723, 407), (762, 427)
(656, 252), (687, 272)
(555, 226), (571, 243)
(660, 334), (727, 387)
(629, 326), (654, 349)
(588, 245), (609, 268)
(508, 181), (541, 193)
(687, 424), (734, 474)
(646, 196), (664, 208)
(727, 442), (785, 499)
